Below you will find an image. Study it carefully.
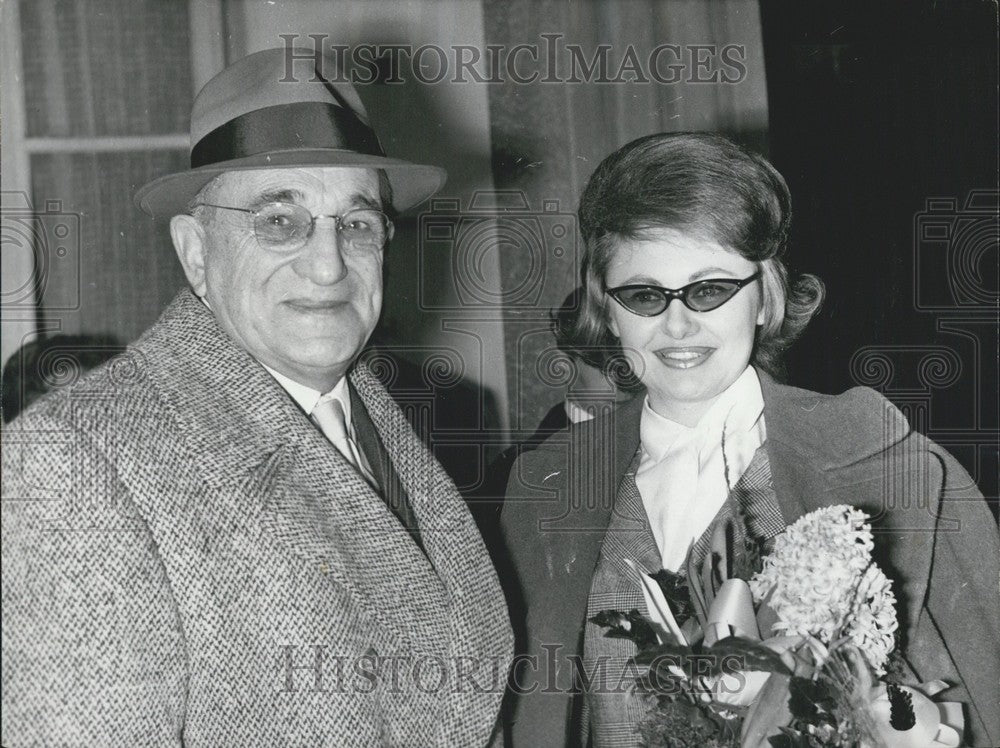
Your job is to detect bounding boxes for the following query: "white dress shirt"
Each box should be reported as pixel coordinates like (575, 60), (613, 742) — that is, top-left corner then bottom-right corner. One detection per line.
(635, 366), (767, 571)
(262, 365), (357, 461)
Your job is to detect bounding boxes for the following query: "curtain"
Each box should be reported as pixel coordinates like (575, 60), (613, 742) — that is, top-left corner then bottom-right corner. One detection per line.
(483, 0), (769, 433)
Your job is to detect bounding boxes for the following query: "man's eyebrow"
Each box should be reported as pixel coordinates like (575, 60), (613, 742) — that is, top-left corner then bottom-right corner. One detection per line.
(252, 188), (305, 206)
(248, 189), (381, 210)
(350, 192), (381, 210)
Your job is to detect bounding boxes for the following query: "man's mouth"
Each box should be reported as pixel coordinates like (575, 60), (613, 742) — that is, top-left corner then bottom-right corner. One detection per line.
(284, 299), (347, 314)
(653, 346), (715, 369)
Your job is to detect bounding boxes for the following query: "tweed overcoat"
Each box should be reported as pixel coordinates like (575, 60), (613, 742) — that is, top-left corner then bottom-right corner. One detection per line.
(500, 371), (999, 747)
(2, 291), (513, 747)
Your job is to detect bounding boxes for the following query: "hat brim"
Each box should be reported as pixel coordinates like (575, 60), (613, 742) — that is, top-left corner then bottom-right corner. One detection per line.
(134, 149), (447, 219)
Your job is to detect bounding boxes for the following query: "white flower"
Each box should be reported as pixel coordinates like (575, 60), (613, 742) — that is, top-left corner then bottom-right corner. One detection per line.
(846, 563), (898, 675)
(750, 505), (898, 673)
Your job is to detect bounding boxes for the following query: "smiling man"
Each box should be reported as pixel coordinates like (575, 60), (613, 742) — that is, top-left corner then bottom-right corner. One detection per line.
(2, 48), (512, 746)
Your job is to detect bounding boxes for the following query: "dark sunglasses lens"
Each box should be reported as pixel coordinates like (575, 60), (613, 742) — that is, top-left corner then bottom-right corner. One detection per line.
(685, 280), (741, 311)
(254, 203), (311, 247)
(614, 287), (668, 316)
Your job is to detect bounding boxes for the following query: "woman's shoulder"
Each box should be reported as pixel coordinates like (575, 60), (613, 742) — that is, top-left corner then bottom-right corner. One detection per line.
(767, 378), (906, 422)
(761, 375), (919, 467)
(515, 395), (642, 455)
(506, 394), (644, 487)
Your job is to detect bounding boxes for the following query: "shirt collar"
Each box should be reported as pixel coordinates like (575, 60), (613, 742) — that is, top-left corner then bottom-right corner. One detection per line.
(639, 365), (764, 462)
(198, 293), (354, 423)
(262, 364), (352, 424)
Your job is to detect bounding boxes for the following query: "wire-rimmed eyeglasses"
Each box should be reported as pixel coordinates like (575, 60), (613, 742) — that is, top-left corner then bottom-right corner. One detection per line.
(192, 201), (394, 252)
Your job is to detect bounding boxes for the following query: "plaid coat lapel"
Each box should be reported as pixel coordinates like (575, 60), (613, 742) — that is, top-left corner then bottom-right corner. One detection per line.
(595, 450), (661, 583)
(685, 445), (786, 580)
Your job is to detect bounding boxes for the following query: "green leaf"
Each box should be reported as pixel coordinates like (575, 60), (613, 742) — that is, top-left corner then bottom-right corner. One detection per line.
(768, 727), (815, 747)
(702, 542), (719, 609)
(686, 547), (711, 629)
(709, 519), (730, 588)
(649, 568), (697, 623)
(706, 636), (794, 676)
(786, 676), (827, 722)
(589, 608), (659, 649)
(741, 671), (793, 748)
(632, 639), (697, 666)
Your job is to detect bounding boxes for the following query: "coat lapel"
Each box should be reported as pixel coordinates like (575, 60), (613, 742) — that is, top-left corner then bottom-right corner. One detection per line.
(350, 361), (513, 662)
(758, 370), (937, 642)
(599, 459), (662, 583)
(134, 292), (500, 655)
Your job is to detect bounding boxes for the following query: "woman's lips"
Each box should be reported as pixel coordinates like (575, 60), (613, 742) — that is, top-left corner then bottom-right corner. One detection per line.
(653, 346), (715, 369)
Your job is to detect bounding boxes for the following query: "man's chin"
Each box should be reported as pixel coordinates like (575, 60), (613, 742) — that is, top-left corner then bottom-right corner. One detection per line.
(278, 339), (363, 373)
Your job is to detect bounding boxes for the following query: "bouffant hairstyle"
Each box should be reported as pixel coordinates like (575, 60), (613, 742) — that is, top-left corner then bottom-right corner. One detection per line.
(569, 132), (824, 380)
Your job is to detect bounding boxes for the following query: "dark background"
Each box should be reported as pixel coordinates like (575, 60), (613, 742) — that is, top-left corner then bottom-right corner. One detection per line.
(760, 0), (998, 511)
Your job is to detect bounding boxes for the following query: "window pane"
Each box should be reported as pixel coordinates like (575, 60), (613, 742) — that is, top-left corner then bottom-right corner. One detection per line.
(20, 0), (192, 137)
(30, 150), (190, 342)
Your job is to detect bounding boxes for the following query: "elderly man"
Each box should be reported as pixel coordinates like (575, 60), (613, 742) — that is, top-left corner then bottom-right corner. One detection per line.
(2, 48), (512, 746)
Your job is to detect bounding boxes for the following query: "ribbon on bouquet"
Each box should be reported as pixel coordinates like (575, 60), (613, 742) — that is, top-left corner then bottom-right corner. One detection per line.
(869, 680), (964, 748)
(626, 559), (761, 647)
(703, 578), (760, 646)
(627, 561), (772, 707)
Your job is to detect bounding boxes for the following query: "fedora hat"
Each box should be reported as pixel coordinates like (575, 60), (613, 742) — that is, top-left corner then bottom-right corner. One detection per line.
(135, 47), (446, 218)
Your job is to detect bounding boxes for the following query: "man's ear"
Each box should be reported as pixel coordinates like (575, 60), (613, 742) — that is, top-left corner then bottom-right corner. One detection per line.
(170, 214), (208, 297)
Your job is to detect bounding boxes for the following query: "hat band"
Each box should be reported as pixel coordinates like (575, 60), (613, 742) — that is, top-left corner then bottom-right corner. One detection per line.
(190, 102), (385, 168)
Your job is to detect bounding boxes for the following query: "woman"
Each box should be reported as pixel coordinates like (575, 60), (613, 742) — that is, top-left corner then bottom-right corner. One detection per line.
(500, 133), (998, 747)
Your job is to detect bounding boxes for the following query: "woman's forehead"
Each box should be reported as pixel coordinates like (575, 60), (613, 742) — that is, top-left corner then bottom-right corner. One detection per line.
(605, 228), (754, 282)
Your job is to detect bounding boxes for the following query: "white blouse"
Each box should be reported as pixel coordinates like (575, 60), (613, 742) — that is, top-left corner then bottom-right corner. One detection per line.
(635, 366), (767, 571)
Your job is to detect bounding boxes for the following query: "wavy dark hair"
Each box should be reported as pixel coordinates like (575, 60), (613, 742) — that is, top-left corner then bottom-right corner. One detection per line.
(568, 132), (824, 380)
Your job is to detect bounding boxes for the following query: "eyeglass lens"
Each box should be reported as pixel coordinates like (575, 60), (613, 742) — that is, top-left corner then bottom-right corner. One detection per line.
(253, 203), (389, 249)
(614, 280), (744, 315)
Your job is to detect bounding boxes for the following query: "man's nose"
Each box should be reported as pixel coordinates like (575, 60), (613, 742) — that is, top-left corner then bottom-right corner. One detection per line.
(660, 298), (698, 339)
(292, 223), (348, 285)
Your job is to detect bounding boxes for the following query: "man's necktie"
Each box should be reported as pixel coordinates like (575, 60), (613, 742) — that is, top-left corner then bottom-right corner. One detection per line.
(310, 396), (379, 489)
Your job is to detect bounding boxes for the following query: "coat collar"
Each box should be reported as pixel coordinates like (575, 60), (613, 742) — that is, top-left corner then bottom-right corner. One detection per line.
(757, 370), (911, 471)
(133, 290), (300, 490)
(132, 292), (513, 678)
(545, 366), (916, 543)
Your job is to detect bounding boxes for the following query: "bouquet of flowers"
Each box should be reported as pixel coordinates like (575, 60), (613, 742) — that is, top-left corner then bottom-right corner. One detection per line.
(592, 505), (964, 747)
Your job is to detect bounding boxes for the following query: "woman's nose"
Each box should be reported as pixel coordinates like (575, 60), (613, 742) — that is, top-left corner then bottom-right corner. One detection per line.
(659, 298), (698, 338)
(292, 225), (348, 285)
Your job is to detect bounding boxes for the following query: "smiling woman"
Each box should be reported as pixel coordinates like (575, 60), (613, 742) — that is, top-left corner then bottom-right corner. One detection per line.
(570, 132), (824, 386)
(499, 133), (999, 747)
(602, 230), (765, 426)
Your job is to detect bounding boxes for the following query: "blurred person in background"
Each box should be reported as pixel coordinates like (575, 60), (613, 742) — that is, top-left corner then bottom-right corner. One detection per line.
(1, 334), (125, 423)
